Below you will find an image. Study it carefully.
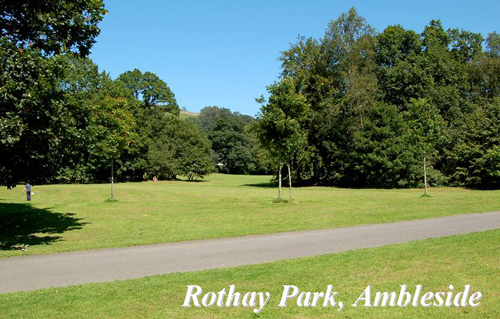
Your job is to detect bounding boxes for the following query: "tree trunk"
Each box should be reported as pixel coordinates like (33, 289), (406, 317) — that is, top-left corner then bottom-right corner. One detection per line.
(111, 159), (115, 201)
(278, 162), (282, 200)
(423, 155), (428, 196)
(287, 162), (292, 202)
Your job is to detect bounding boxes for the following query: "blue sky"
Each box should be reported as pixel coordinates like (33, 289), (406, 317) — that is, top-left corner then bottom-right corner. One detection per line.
(90, 0), (499, 116)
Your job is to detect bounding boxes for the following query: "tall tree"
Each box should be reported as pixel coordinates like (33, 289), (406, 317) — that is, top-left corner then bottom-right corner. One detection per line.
(50, 56), (139, 184)
(147, 111), (212, 180)
(486, 32), (500, 57)
(266, 9), (500, 190)
(117, 69), (179, 115)
(194, 106), (266, 175)
(405, 98), (445, 195)
(255, 78), (309, 201)
(209, 116), (253, 174)
(0, 40), (67, 187)
(0, 0), (107, 56)
(0, 0), (107, 187)
(88, 96), (136, 200)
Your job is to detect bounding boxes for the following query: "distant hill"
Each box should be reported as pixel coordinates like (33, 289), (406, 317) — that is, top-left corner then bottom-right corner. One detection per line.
(180, 110), (199, 119)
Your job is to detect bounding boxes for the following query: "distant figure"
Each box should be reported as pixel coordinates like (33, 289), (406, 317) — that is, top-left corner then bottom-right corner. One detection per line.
(23, 183), (32, 201)
(153, 175), (158, 182)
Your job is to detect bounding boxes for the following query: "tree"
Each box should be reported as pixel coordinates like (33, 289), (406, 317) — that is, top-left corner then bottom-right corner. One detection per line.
(47, 56), (140, 185)
(147, 111), (212, 180)
(486, 32), (500, 57)
(328, 8), (378, 128)
(209, 117), (253, 174)
(194, 106), (265, 175)
(197, 106), (234, 132)
(0, 40), (68, 187)
(375, 25), (424, 107)
(470, 39), (500, 101)
(117, 69), (179, 115)
(275, 9), (500, 190)
(255, 78), (309, 201)
(88, 96), (136, 200)
(54, 56), (113, 183)
(0, 0), (107, 56)
(349, 103), (418, 188)
(0, 0), (107, 187)
(405, 98), (445, 195)
(448, 98), (500, 188)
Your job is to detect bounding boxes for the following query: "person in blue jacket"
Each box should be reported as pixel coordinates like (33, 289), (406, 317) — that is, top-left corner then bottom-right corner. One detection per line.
(23, 183), (32, 201)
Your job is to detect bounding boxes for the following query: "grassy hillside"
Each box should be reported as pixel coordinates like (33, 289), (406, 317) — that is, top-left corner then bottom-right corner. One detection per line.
(179, 110), (199, 119)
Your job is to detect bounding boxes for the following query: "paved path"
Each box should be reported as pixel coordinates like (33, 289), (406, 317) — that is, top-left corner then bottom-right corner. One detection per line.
(1, 212), (499, 294)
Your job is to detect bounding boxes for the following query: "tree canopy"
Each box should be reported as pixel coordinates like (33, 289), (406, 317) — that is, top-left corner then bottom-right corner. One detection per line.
(117, 69), (179, 115)
(193, 106), (272, 175)
(257, 7), (500, 189)
(0, 0), (107, 56)
(2, 4), (499, 191)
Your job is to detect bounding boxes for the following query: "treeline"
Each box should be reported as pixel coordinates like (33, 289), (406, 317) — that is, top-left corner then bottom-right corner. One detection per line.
(0, 0), (269, 188)
(0, 47), (216, 185)
(255, 8), (500, 189)
(0, 48), (271, 186)
(2, 2), (499, 189)
(188, 107), (272, 175)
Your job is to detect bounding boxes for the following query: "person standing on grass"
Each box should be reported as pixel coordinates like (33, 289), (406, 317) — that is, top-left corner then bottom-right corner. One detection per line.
(23, 182), (32, 201)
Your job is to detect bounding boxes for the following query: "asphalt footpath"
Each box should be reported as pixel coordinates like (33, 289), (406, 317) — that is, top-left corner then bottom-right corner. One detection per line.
(0, 211), (499, 294)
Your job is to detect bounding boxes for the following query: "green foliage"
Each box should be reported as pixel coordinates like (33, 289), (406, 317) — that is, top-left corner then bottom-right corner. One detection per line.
(0, 0), (107, 187)
(117, 69), (179, 115)
(255, 78), (309, 164)
(196, 106), (271, 175)
(265, 8), (500, 189)
(88, 97), (136, 162)
(53, 57), (137, 183)
(404, 98), (444, 154)
(147, 112), (212, 180)
(0, 39), (68, 187)
(0, 0), (107, 56)
(447, 99), (500, 188)
(2, 3), (500, 190)
(486, 32), (500, 57)
(210, 116), (253, 174)
(350, 103), (418, 187)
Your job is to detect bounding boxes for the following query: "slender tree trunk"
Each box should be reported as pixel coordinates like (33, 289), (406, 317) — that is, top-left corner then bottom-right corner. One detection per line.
(423, 155), (428, 196)
(111, 159), (115, 201)
(278, 162), (282, 200)
(287, 162), (292, 202)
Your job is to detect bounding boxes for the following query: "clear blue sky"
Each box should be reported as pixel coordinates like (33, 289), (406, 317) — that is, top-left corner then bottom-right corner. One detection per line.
(90, 0), (499, 116)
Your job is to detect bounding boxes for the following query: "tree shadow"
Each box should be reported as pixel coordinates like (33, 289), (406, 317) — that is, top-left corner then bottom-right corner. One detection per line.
(181, 179), (208, 183)
(0, 202), (86, 251)
(243, 182), (278, 188)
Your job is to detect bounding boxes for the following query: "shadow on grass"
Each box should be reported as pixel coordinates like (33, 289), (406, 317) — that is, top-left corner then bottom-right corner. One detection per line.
(168, 177), (208, 183)
(243, 182), (277, 188)
(0, 203), (86, 251)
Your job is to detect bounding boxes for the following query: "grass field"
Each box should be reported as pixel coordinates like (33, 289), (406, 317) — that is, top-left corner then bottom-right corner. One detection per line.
(0, 230), (498, 318)
(1, 174), (500, 258)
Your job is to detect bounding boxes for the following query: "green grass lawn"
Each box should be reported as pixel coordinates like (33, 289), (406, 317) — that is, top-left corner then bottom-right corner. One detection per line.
(0, 230), (498, 318)
(1, 174), (500, 258)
